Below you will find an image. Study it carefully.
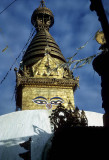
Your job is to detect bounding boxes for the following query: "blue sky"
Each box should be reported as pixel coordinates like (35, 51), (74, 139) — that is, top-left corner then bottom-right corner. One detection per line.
(0, 0), (108, 115)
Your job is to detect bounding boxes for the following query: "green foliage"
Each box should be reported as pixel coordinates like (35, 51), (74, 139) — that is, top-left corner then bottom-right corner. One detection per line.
(49, 104), (88, 132)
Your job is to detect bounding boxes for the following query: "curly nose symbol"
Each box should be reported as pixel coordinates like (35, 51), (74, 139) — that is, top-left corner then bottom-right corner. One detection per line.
(46, 103), (52, 109)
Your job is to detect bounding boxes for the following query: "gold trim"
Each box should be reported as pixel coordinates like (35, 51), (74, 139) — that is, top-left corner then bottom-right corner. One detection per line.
(17, 76), (79, 90)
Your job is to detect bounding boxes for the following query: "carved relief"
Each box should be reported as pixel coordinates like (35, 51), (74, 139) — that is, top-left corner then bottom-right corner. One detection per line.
(31, 54), (65, 78)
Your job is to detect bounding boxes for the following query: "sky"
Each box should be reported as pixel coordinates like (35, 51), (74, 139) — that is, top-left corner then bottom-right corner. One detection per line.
(0, 0), (109, 115)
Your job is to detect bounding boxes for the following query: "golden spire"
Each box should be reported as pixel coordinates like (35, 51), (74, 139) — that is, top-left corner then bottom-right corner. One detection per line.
(40, 0), (46, 7)
(31, 0), (54, 31)
(22, 0), (66, 67)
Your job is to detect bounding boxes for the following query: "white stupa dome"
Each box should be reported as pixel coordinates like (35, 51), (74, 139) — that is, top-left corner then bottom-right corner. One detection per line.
(0, 110), (103, 160)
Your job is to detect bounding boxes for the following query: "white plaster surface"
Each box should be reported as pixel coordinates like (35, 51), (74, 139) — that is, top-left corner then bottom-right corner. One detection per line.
(85, 111), (103, 126)
(0, 110), (103, 160)
(0, 110), (52, 160)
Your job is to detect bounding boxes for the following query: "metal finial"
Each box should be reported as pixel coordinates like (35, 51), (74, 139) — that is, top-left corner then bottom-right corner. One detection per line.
(40, 0), (46, 7)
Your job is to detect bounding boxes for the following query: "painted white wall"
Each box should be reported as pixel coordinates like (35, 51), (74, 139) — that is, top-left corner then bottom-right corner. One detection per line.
(0, 110), (52, 160)
(85, 111), (103, 126)
(0, 110), (103, 160)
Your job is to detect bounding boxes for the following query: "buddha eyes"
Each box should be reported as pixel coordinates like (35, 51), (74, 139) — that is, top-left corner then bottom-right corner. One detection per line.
(32, 96), (64, 105)
(32, 96), (47, 104)
(33, 100), (47, 104)
(51, 100), (63, 105)
(33, 99), (63, 105)
(50, 97), (64, 105)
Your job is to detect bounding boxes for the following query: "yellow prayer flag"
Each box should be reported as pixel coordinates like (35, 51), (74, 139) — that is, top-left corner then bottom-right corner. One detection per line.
(2, 46), (8, 52)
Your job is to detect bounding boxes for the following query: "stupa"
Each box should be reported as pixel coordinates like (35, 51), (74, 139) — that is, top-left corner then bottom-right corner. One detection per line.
(0, 1), (103, 160)
(15, 0), (79, 111)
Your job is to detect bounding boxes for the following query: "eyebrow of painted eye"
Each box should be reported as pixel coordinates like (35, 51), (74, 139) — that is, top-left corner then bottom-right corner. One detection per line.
(50, 97), (64, 101)
(33, 96), (47, 100)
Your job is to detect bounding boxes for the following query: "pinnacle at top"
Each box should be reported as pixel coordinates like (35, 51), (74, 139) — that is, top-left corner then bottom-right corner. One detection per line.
(31, 0), (54, 31)
(40, 0), (46, 7)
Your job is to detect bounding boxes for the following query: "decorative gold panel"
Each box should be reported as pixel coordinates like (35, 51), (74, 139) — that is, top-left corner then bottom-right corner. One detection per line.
(22, 85), (75, 110)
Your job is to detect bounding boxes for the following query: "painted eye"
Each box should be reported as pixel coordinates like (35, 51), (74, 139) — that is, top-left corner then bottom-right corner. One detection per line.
(37, 101), (41, 104)
(51, 100), (63, 105)
(56, 100), (63, 104)
(32, 96), (47, 105)
(51, 101), (55, 104)
(33, 100), (47, 104)
(57, 101), (61, 104)
(42, 101), (46, 104)
(50, 97), (64, 105)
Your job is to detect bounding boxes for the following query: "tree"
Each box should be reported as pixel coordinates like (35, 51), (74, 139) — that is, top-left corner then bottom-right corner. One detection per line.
(49, 104), (88, 132)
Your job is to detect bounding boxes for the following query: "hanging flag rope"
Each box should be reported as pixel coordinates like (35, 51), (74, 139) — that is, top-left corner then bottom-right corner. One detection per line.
(58, 52), (101, 73)
(0, 28), (36, 85)
(67, 27), (101, 61)
(55, 28), (102, 72)
(0, 25), (101, 85)
(0, 0), (18, 15)
(64, 28), (102, 71)
(71, 54), (99, 71)
(76, 41), (89, 50)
